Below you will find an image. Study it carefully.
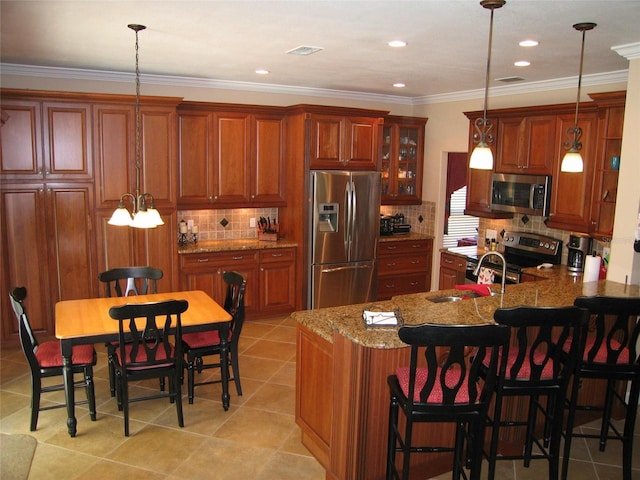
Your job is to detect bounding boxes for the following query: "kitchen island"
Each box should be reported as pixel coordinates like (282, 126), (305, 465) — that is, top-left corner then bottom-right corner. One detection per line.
(293, 275), (640, 480)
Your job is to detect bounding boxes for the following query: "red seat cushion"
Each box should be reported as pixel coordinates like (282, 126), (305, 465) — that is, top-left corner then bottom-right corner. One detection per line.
(396, 366), (473, 403)
(583, 336), (628, 364)
(182, 329), (230, 349)
(35, 341), (96, 368)
(505, 347), (554, 380)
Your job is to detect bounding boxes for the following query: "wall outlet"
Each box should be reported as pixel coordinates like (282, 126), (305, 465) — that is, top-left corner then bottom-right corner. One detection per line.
(187, 219), (194, 230)
(249, 217), (256, 228)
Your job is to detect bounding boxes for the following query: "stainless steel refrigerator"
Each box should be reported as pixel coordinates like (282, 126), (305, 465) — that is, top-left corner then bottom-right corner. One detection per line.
(309, 170), (381, 309)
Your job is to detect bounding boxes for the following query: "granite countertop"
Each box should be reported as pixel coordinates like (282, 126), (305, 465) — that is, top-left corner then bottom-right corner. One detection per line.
(178, 238), (298, 254)
(291, 276), (640, 350)
(379, 232), (433, 243)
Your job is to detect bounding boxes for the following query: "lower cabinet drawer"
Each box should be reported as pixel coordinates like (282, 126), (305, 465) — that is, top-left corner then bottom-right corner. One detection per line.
(378, 254), (429, 275)
(377, 273), (427, 300)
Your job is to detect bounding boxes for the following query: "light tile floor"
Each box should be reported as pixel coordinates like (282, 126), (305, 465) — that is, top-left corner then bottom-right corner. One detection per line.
(1, 315), (639, 479)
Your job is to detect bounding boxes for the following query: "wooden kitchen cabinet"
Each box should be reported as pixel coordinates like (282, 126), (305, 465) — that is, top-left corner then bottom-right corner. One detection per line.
(259, 247), (296, 315)
(0, 183), (97, 340)
(547, 111), (598, 232)
(177, 105), (286, 208)
(180, 250), (260, 317)
(377, 238), (432, 300)
(179, 246), (297, 318)
(308, 113), (381, 170)
(380, 116), (427, 205)
(94, 102), (177, 209)
(93, 98), (180, 291)
(495, 115), (556, 174)
(589, 91), (626, 240)
(1, 99), (92, 181)
(438, 252), (467, 290)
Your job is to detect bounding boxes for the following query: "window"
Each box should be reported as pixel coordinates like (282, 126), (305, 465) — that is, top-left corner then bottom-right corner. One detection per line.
(443, 186), (478, 249)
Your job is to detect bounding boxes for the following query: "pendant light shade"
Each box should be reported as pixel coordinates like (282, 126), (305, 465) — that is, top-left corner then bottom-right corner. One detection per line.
(470, 0), (505, 170)
(561, 22), (596, 173)
(108, 24), (163, 229)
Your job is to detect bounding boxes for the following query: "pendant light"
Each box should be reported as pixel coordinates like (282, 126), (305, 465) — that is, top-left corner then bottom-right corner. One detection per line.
(469, 0), (505, 170)
(561, 22), (596, 173)
(108, 24), (164, 228)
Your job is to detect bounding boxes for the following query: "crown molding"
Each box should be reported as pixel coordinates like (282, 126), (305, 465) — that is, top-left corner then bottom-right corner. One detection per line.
(0, 63), (628, 106)
(612, 42), (640, 61)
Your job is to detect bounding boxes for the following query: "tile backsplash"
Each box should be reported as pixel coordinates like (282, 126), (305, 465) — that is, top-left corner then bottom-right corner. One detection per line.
(478, 215), (609, 265)
(178, 208), (278, 241)
(380, 201), (436, 237)
(180, 201), (437, 242)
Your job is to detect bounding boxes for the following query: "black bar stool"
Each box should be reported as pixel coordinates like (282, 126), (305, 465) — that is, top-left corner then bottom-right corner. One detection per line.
(562, 296), (640, 480)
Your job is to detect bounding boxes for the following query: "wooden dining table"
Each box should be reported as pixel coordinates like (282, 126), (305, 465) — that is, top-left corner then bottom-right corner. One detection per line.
(55, 290), (232, 437)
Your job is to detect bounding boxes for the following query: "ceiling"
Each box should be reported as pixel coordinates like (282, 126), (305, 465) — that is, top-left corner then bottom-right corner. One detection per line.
(2, 0), (640, 100)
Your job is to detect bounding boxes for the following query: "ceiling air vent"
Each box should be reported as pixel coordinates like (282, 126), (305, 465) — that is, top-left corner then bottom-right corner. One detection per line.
(287, 45), (324, 56)
(496, 76), (525, 83)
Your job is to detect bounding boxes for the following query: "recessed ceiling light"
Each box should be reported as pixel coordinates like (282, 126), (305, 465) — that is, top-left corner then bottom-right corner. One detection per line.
(393, 83), (406, 88)
(519, 39), (539, 47)
(255, 69), (269, 75)
(388, 40), (407, 48)
(514, 60), (531, 67)
(287, 45), (323, 56)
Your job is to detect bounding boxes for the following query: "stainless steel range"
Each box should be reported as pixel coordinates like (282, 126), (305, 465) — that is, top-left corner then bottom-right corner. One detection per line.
(465, 231), (563, 284)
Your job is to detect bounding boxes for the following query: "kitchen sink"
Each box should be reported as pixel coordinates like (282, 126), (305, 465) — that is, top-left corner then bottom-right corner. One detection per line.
(428, 290), (498, 303)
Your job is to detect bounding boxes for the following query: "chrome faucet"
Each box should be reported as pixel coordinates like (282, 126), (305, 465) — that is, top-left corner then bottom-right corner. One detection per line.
(473, 251), (507, 294)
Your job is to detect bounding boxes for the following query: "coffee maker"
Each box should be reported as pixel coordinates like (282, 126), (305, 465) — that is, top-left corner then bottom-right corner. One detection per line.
(567, 234), (592, 272)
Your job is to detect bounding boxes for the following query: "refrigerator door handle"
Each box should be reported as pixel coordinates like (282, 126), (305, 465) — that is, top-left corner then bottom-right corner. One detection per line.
(344, 180), (352, 257)
(321, 264), (373, 274)
(350, 179), (357, 259)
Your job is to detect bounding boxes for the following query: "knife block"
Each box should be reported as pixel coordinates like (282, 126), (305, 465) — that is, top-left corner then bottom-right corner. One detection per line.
(257, 224), (279, 241)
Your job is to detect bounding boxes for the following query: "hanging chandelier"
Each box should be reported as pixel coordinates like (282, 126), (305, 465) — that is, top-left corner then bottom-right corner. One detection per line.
(108, 24), (164, 228)
(469, 0), (505, 170)
(560, 22), (596, 173)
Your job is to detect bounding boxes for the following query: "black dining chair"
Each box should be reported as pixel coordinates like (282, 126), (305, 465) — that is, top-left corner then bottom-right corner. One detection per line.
(98, 266), (163, 397)
(483, 306), (589, 480)
(562, 296), (640, 480)
(108, 299), (188, 436)
(9, 287), (97, 431)
(386, 322), (510, 480)
(182, 271), (246, 403)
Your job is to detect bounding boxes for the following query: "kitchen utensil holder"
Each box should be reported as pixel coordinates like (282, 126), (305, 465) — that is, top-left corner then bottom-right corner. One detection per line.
(257, 224), (279, 241)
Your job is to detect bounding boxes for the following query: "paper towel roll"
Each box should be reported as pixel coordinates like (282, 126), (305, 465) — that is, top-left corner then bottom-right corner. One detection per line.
(583, 254), (601, 283)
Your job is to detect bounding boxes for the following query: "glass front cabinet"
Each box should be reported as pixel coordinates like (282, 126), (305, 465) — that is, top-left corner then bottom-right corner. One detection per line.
(379, 116), (427, 205)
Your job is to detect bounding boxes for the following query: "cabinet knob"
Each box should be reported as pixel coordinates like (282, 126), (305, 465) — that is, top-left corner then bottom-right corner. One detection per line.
(251, 194), (255, 199)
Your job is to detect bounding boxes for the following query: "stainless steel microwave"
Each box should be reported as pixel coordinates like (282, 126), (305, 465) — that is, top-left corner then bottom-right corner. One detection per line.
(490, 173), (551, 216)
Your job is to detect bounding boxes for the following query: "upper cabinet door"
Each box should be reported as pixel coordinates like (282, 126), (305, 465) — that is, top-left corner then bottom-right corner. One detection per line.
(308, 114), (379, 170)
(495, 115), (555, 175)
(547, 112), (598, 232)
(213, 111), (251, 204)
(251, 113), (286, 205)
(42, 102), (93, 181)
(344, 116), (379, 170)
(0, 100), (43, 179)
(140, 106), (176, 205)
(177, 111), (215, 205)
(93, 104), (134, 209)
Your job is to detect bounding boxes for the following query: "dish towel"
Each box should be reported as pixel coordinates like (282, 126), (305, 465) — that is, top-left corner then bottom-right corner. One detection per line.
(477, 267), (495, 285)
(455, 284), (493, 296)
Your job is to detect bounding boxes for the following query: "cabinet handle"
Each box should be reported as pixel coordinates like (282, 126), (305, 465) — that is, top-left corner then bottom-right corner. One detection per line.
(411, 244), (421, 248)
(231, 256), (244, 260)
(409, 282), (419, 286)
(443, 258), (453, 264)
(385, 283), (395, 288)
(411, 260), (419, 264)
(386, 262), (396, 266)
(197, 258), (210, 263)
(386, 246), (397, 250)
(270, 253), (283, 257)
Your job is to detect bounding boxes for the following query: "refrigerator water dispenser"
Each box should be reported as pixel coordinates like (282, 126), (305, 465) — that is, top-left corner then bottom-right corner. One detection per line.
(318, 203), (338, 232)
